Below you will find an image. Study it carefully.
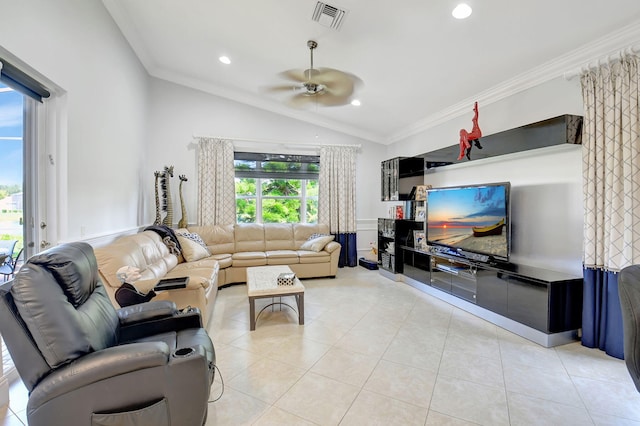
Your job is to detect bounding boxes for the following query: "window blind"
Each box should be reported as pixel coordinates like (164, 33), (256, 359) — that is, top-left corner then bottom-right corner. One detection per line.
(234, 152), (320, 180)
(0, 59), (50, 102)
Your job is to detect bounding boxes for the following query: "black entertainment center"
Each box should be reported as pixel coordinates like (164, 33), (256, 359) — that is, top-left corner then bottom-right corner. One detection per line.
(378, 114), (584, 347)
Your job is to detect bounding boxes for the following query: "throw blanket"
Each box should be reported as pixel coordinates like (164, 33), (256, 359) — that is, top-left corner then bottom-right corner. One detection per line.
(145, 225), (182, 256)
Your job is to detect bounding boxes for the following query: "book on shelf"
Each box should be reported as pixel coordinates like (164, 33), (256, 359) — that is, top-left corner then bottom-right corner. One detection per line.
(395, 205), (404, 219)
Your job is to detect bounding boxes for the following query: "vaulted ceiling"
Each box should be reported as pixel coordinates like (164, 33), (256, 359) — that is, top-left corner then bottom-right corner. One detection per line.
(103, 0), (640, 144)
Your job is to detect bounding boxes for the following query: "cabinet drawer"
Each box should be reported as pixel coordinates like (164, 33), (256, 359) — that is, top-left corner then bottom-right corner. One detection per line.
(507, 275), (548, 332)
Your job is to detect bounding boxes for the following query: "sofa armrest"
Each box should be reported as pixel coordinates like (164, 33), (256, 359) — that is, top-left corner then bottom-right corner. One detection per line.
(324, 241), (341, 254)
(125, 278), (159, 294)
(28, 342), (170, 408)
(117, 300), (178, 325)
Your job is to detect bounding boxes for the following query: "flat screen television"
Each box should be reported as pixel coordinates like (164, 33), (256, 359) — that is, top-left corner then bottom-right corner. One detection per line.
(426, 182), (511, 263)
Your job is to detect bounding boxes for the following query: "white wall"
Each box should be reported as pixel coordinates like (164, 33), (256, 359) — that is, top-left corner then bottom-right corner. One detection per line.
(0, 0), (149, 241)
(0, 1), (588, 272)
(146, 78), (388, 252)
(387, 77), (585, 275)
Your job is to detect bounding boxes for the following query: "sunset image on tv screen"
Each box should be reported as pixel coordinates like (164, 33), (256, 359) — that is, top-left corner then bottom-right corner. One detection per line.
(427, 184), (508, 258)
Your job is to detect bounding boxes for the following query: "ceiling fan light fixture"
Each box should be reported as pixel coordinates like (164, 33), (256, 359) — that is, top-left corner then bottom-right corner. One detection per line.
(267, 39), (362, 108)
(218, 56), (231, 65)
(351, 99), (361, 106)
(452, 3), (472, 19)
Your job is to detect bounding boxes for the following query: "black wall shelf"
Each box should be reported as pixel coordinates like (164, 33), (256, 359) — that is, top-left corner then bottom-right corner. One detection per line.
(418, 114), (583, 170)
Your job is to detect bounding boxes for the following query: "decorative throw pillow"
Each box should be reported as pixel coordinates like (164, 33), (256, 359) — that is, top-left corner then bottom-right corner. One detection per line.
(308, 233), (330, 240)
(176, 231), (208, 249)
(300, 234), (335, 252)
(176, 234), (211, 262)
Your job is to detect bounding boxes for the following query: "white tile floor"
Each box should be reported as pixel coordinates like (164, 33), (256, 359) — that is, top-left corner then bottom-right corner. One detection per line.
(4, 266), (640, 425)
(205, 267), (640, 425)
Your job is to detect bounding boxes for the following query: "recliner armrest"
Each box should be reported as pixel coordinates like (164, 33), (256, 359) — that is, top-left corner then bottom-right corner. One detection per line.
(118, 307), (204, 343)
(117, 300), (178, 326)
(29, 341), (171, 409)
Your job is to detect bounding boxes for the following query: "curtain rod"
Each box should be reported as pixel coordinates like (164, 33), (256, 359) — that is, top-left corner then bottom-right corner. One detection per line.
(191, 134), (361, 150)
(563, 45), (640, 80)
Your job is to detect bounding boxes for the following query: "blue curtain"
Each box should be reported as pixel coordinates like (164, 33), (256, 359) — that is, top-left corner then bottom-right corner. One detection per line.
(334, 233), (357, 267)
(582, 267), (624, 359)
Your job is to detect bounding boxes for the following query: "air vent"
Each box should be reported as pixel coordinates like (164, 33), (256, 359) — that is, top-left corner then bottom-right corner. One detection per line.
(312, 2), (348, 30)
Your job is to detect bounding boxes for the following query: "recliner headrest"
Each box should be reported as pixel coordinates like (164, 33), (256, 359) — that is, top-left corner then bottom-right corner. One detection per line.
(11, 242), (119, 368)
(28, 242), (99, 307)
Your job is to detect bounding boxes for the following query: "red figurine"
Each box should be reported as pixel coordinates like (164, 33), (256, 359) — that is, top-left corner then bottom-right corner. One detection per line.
(458, 101), (483, 161)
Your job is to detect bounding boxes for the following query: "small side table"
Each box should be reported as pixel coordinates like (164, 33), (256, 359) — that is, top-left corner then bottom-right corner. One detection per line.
(246, 266), (305, 331)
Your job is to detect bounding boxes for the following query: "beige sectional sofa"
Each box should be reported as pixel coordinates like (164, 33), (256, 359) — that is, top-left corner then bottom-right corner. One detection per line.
(94, 223), (341, 326)
(185, 223), (341, 286)
(94, 231), (219, 325)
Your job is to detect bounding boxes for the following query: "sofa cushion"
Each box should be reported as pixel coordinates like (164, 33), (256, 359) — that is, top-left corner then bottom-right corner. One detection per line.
(297, 250), (330, 264)
(169, 262), (217, 290)
(300, 235), (335, 252)
(210, 253), (233, 269)
(266, 250), (299, 266)
(189, 225), (235, 255)
(235, 223), (266, 252)
(264, 223), (295, 251)
(95, 232), (178, 289)
(176, 234), (211, 262)
(232, 251), (267, 267)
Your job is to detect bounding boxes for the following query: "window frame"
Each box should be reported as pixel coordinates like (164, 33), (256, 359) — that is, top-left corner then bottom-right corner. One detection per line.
(234, 152), (319, 224)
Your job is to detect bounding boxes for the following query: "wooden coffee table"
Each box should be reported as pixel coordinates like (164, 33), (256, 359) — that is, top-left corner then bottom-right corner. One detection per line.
(246, 265), (305, 331)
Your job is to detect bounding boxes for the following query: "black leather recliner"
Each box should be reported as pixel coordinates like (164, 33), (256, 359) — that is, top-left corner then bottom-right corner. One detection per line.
(0, 242), (215, 425)
(618, 264), (640, 392)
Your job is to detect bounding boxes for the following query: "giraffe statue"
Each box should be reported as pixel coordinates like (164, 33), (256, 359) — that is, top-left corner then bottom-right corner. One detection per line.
(153, 171), (162, 225)
(178, 174), (188, 229)
(161, 165), (174, 227)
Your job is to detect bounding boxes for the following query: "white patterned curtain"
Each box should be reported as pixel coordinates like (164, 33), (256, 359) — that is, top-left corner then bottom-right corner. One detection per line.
(197, 138), (236, 226)
(581, 53), (640, 358)
(319, 145), (358, 266)
(582, 54), (640, 270)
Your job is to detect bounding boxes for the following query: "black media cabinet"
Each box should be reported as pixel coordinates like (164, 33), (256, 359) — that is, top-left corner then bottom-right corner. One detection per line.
(398, 249), (583, 347)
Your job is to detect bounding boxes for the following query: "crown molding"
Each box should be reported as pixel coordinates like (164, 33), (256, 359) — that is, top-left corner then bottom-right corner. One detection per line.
(102, 0), (640, 147)
(386, 20), (640, 144)
(150, 67), (384, 144)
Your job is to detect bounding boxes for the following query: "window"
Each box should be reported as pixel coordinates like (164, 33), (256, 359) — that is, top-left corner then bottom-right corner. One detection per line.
(234, 152), (319, 223)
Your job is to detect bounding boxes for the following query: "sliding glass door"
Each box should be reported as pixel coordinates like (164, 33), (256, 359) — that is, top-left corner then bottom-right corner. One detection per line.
(0, 83), (24, 263)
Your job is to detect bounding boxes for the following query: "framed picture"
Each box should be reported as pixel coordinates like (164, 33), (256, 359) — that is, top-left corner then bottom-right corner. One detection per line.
(415, 206), (426, 221)
(413, 230), (426, 249)
(415, 185), (431, 201)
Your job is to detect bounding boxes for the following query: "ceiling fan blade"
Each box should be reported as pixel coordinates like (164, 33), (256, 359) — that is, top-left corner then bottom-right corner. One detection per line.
(272, 41), (363, 109)
(278, 69), (308, 83)
(279, 68), (320, 83)
(288, 92), (315, 108)
(314, 68), (362, 99)
(264, 84), (300, 93)
(314, 92), (352, 107)
(314, 68), (362, 86)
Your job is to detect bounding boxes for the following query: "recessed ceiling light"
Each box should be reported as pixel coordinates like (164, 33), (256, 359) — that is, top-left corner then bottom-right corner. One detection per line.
(351, 99), (361, 106)
(219, 56), (231, 65)
(452, 3), (472, 19)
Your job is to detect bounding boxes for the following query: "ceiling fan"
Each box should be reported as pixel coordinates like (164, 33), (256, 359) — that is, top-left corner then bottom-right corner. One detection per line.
(267, 40), (362, 108)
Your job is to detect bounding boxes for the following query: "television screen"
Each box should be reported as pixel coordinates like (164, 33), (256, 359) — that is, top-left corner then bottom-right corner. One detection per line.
(426, 182), (511, 262)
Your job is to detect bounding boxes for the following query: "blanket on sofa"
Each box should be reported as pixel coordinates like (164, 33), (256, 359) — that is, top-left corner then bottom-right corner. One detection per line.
(145, 225), (182, 256)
